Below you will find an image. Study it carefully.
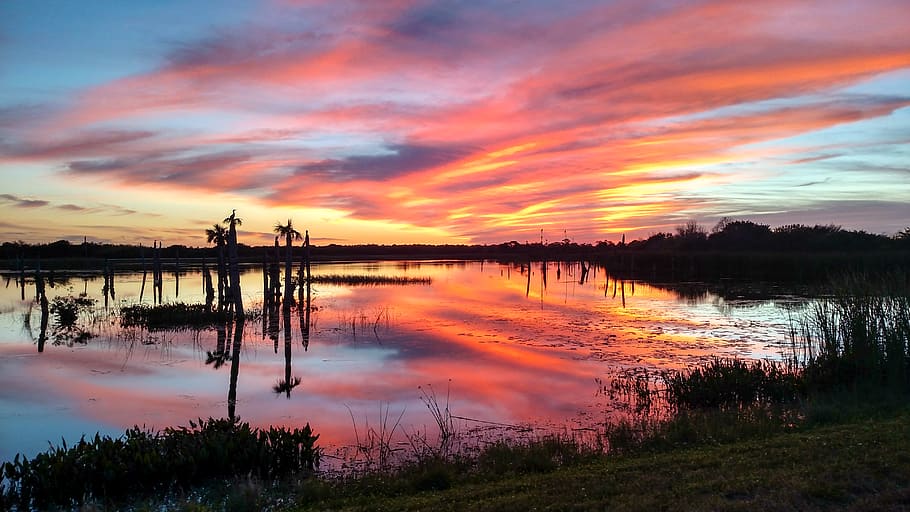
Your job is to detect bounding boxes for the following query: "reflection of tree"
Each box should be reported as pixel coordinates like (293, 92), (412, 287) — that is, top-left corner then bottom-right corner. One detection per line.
(227, 318), (243, 422)
(273, 303), (301, 398)
(274, 219), (302, 306)
(205, 322), (230, 369)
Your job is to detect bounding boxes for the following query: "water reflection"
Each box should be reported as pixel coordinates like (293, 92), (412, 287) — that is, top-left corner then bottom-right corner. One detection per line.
(227, 319), (242, 422)
(273, 307), (301, 398)
(0, 260), (811, 464)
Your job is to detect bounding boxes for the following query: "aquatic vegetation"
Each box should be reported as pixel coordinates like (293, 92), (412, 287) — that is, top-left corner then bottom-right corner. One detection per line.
(663, 358), (803, 410)
(797, 272), (910, 392)
(0, 417), (320, 510)
(47, 295), (96, 345)
(312, 273), (432, 286)
(120, 302), (231, 330)
(49, 295), (95, 328)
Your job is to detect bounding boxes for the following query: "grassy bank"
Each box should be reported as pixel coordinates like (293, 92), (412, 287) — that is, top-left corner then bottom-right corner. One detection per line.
(283, 409), (909, 512)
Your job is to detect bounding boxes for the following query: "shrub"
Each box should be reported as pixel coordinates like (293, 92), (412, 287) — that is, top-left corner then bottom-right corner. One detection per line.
(1, 418), (320, 510)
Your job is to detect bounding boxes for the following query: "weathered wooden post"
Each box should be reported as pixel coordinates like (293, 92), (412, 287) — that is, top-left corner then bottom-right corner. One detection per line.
(225, 210), (243, 317)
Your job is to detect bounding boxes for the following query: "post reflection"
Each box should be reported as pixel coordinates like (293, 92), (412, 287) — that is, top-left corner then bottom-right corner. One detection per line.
(227, 318), (242, 422)
(37, 288), (49, 353)
(273, 305), (302, 398)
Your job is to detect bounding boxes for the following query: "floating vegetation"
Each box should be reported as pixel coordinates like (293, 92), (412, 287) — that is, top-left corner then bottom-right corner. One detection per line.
(49, 295), (95, 328)
(311, 274), (431, 286)
(48, 295), (96, 345)
(0, 417), (320, 510)
(120, 303), (231, 330)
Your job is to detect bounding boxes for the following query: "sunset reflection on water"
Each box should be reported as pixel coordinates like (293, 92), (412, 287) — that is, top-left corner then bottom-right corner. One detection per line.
(0, 261), (804, 463)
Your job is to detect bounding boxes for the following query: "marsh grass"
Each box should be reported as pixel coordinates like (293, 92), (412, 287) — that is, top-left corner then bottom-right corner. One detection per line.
(797, 272), (910, 393)
(120, 303), (235, 330)
(663, 358), (803, 410)
(312, 274), (431, 286)
(345, 404), (406, 474)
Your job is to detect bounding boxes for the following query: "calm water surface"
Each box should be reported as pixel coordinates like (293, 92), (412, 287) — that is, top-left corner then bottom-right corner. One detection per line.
(0, 261), (809, 464)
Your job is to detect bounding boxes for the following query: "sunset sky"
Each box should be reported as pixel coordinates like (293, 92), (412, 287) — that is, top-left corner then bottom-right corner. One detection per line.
(1, 0), (909, 246)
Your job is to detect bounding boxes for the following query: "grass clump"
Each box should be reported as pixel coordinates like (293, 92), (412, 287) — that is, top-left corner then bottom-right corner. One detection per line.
(311, 274), (432, 286)
(476, 435), (598, 476)
(663, 358), (803, 410)
(121, 302), (231, 330)
(0, 417), (320, 510)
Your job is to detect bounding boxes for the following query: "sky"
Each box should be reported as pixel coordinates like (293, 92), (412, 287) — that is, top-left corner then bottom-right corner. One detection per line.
(1, 0), (909, 247)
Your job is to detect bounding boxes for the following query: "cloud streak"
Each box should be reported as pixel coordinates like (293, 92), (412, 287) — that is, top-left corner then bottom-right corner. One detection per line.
(0, 194), (49, 209)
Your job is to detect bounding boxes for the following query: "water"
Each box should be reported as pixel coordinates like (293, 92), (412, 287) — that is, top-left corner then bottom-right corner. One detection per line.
(0, 261), (810, 464)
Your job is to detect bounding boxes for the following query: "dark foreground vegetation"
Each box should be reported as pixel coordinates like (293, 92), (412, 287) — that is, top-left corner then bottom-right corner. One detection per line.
(0, 419), (319, 510)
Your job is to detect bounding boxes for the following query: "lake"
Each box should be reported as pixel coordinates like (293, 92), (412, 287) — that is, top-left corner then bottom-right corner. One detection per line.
(0, 260), (810, 465)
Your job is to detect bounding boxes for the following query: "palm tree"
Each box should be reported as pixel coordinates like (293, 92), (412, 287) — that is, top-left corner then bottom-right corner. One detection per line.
(205, 224), (228, 309)
(274, 219), (302, 306)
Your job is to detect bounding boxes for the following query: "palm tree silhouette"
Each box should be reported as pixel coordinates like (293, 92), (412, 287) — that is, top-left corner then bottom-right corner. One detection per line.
(274, 219), (302, 306)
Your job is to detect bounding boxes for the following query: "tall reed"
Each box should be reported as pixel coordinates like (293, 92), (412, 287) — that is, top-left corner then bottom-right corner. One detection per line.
(798, 272), (910, 392)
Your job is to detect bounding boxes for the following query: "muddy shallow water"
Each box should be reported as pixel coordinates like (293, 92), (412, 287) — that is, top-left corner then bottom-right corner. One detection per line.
(0, 260), (810, 464)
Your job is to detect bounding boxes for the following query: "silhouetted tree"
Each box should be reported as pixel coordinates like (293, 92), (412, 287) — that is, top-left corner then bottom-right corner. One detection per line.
(709, 220), (772, 251)
(274, 219), (302, 306)
(894, 227), (910, 247)
(673, 221), (707, 250)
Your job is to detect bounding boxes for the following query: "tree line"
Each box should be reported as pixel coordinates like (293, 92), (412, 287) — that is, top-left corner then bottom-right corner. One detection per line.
(1, 220), (909, 263)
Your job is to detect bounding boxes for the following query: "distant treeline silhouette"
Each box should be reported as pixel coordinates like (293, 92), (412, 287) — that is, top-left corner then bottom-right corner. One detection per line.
(2, 221), (909, 265)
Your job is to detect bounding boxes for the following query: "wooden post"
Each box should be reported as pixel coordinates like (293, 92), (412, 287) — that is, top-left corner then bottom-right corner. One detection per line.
(226, 211), (244, 317)
(139, 244), (147, 302)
